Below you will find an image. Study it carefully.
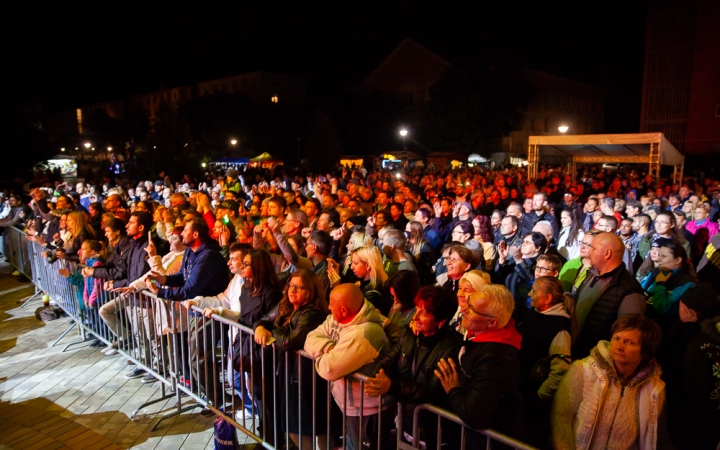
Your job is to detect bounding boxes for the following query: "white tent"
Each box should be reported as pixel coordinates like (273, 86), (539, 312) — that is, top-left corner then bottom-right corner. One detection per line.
(468, 153), (488, 163)
(527, 132), (684, 182)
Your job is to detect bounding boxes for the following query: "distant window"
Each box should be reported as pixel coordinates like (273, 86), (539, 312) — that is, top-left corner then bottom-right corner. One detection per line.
(404, 93), (413, 106)
(271, 95), (279, 103)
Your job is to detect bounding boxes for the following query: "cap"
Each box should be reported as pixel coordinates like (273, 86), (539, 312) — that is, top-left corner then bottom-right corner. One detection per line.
(154, 180), (164, 186)
(217, 200), (239, 212)
(226, 169), (238, 178)
(680, 283), (720, 318)
(652, 237), (673, 248)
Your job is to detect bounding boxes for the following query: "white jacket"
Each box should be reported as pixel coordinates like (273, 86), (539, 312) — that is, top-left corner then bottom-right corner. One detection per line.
(552, 341), (665, 450)
(193, 273), (244, 341)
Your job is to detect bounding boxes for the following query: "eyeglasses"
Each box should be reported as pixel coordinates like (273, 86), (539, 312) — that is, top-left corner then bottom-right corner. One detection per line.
(535, 266), (555, 274)
(466, 304), (496, 319)
(288, 283), (307, 293)
(580, 242), (595, 250)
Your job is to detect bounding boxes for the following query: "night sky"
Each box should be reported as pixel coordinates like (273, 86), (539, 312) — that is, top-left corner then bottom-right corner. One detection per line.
(6, 0), (647, 132)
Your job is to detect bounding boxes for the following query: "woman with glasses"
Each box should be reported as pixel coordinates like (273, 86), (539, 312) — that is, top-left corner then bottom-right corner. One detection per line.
(637, 211), (689, 261)
(559, 229), (603, 294)
(450, 270), (488, 335)
(235, 249), (283, 433)
(253, 269), (331, 450)
(686, 203), (718, 261)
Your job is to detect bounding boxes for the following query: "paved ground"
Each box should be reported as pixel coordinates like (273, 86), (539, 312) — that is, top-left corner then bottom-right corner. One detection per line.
(0, 261), (259, 449)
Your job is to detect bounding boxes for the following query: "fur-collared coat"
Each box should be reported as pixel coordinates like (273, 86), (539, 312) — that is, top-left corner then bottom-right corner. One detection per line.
(551, 341), (666, 450)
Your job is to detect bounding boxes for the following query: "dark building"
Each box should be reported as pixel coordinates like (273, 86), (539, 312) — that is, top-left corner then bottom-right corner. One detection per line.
(640, 0), (720, 155)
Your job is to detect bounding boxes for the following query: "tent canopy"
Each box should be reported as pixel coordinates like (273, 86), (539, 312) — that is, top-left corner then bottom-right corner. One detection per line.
(527, 132), (684, 182)
(250, 152), (280, 162)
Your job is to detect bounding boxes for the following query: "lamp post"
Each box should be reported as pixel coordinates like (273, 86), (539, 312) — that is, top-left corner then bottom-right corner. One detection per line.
(230, 139), (237, 146)
(399, 129), (408, 150)
(558, 125), (569, 133)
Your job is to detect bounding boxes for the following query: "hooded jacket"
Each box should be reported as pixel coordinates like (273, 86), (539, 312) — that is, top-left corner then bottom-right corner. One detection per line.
(92, 235), (132, 280)
(552, 341), (666, 450)
(305, 299), (392, 416)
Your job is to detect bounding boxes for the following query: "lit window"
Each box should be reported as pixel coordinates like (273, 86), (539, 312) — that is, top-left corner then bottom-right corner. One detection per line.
(76, 109), (83, 135)
(271, 96), (279, 103)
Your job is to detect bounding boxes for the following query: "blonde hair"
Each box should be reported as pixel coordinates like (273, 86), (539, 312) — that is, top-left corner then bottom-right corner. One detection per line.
(408, 221), (429, 257)
(67, 211), (96, 240)
(351, 245), (387, 289)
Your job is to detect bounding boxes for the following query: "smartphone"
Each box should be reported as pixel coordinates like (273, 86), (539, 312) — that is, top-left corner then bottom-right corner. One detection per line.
(222, 214), (231, 225)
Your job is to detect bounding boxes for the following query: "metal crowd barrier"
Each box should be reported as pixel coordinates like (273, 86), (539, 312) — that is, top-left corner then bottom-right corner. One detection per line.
(8, 226), (537, 450)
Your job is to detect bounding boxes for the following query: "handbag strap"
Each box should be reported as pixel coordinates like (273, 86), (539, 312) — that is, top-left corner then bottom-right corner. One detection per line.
(548, 354), (572, 364)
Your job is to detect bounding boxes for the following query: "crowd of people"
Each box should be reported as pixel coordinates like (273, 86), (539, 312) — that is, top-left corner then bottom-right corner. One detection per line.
(2, 162), (720, 449)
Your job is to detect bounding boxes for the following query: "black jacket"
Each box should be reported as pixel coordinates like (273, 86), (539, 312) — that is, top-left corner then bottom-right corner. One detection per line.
(448, 340), (525, 439)
(389, 327), (461, 406)
(93, 235), (132, 280)
(113, 234), (151, 288)
(520, 211), (558, 242)
(235, 285), (283, 371)
(254, 303), (327, 377)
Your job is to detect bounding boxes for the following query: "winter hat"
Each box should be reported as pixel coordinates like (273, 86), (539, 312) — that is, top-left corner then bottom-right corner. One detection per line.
(680, 283), (720, 318)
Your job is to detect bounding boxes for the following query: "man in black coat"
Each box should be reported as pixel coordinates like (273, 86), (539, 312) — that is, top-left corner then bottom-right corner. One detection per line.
(435, 284), (525, 447)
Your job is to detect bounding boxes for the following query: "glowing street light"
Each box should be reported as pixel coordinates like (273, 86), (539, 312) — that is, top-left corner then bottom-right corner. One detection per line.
(399, 129), (408, 149)
(230, 139), (237, 146)
(107, 146), (113, 152)
(60, 147), (66, 152)
(83, 142), (91, 149)
(558, 125), (569, 133)
(201, 162), (207, 168)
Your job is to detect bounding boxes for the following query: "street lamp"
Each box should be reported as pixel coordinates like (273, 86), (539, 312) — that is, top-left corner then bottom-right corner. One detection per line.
(60, 147), (66, 152)
(558, 125), (569, 133)
(399, 129), (408, 150)
(83, 142), (91, 149)
(230, 139), (237, 146)
(201, 162), (207, 168)
(107, 146), (113, 152)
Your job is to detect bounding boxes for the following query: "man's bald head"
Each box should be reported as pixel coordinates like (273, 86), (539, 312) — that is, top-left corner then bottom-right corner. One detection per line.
(329, 283), (365, 324)
(589, 232), (626, 273)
